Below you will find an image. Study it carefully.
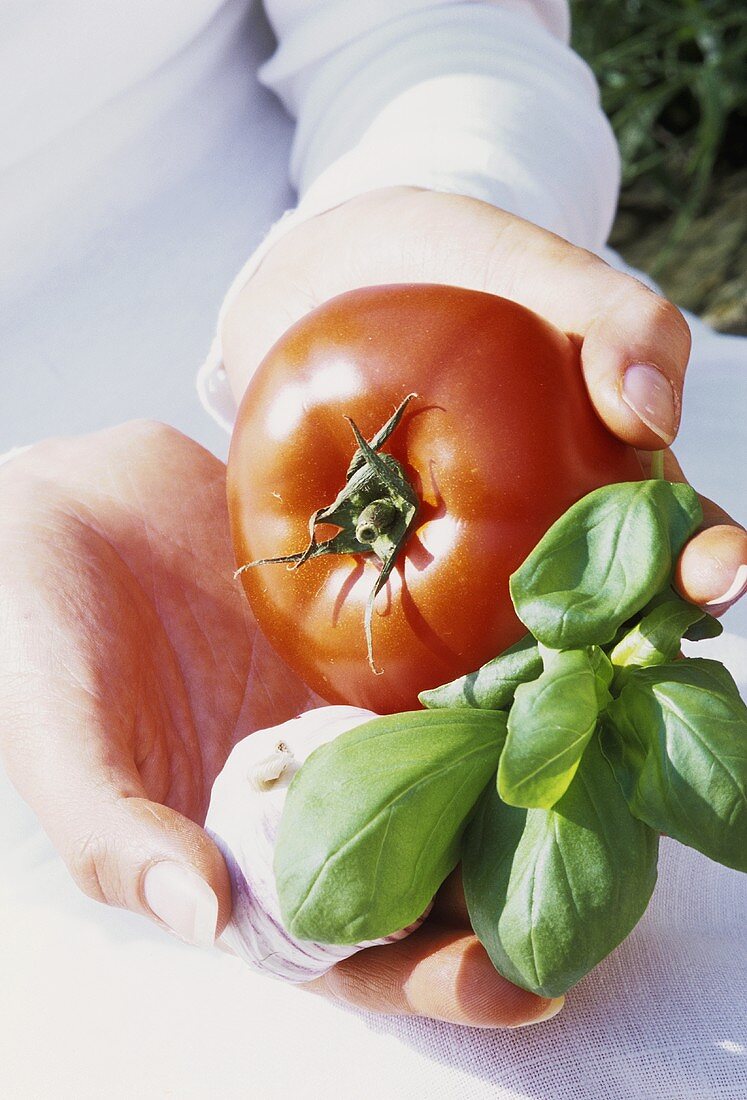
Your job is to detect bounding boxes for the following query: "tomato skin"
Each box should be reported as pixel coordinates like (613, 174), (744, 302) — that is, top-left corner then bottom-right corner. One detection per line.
(228, 285), (642, 713)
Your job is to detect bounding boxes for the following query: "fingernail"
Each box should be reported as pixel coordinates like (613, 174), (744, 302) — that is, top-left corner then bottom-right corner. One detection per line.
(143, 861), (218, 949)
(509, 996), (565, 1028)
(622, 363), (678, 444)
(705, 563), (747, 608)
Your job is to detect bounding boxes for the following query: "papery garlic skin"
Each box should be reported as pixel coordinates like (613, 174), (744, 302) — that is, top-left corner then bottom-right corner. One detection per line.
(205, 706), (428, 982)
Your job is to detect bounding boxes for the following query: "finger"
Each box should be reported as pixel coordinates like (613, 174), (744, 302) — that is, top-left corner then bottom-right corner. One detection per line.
(306, 926), (564, 1029)
(676, 525), (747, 612)
(637, 448), (747, 612)
(0, 437), (234, 946)
(67, 794), (231, 950)
(458, 200), (690, 450)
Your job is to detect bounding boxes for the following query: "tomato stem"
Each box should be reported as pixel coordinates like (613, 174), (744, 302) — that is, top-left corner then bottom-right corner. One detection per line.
(355, 499), (398, 543)
(235, 394), (420, 675)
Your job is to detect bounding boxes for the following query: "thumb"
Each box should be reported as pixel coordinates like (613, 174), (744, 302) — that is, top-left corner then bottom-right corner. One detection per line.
(3, 721), (231, 947)
(63, 795), (231, 949)
(649, 448), (747, 612)
(468, 204), (693, 450)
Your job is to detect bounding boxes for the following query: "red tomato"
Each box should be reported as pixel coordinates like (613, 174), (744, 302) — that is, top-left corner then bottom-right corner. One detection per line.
(227, 285), (642, 713)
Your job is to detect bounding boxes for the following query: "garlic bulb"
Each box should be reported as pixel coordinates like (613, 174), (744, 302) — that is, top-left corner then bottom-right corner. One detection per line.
(205, 706), (428, 982)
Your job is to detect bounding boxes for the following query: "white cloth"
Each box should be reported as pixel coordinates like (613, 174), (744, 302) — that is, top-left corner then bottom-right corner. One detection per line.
(1, 2), (746, 1098)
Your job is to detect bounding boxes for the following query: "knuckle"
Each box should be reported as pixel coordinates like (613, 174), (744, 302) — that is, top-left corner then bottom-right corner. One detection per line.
(0, 419), (177, 506)
(118, 418), (176, 447)
(104, 419), (186, 470)
(0, 452), (60, 529)
(0, 440), (52, 495)
(66, 830), (124, 908)
(326, 952), (405, 1014)
(649, 295), (691, 354)
(622, 279), (692, 361)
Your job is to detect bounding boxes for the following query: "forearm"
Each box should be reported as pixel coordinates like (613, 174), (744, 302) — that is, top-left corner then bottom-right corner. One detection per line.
(262, 0), (617, 247)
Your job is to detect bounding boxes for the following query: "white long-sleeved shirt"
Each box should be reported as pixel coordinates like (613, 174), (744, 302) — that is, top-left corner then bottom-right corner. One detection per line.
(1, 4), (746, 1099)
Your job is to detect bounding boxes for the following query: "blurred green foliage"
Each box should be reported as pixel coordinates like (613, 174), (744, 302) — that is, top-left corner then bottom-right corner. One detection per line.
(571, 1), (746, 326)
(571, 0), (746, 233)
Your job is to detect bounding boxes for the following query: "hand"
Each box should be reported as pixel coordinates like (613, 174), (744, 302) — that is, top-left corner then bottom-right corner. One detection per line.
(222, 187), (747, 614)
(0, 421), (566, 1029)
(0, 420), (559, 1028)
(216, 186), (747, 1026)
(0, 421), (316, 948)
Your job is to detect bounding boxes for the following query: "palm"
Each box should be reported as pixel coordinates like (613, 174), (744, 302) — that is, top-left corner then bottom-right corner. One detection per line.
(8, 422), (317, 826)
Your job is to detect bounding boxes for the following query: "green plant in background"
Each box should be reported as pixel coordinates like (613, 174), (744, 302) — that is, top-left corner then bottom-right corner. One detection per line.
(571, 0), (747, 331)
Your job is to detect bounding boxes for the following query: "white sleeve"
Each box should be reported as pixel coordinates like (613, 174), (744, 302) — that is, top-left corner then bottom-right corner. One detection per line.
(198, 0), (619, 431)
(0, 446), (33, 468)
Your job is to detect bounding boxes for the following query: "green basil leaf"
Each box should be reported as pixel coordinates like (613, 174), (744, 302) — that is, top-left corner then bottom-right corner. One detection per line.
(274, 709), (507, 944)
(610, 590), (707, 676)
(510, 481), (702, 648)
(601, 659), (747, 872)
(683, 611), (723, 642)
(419, 634), (541, 711)
(463, 736), (659, 998)
(498, 647), (609, 809)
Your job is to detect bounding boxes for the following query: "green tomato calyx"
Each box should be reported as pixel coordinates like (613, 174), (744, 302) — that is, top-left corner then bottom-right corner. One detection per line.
(235, 393), (420, 675)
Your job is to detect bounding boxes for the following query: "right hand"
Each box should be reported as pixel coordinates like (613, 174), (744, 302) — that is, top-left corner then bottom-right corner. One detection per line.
(0, 419), (555, 1028)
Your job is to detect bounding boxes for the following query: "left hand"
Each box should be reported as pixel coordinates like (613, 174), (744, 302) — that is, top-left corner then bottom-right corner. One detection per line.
(221, 186), (747, 614)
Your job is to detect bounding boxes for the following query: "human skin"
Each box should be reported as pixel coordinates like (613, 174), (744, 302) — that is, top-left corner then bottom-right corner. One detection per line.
(1, 189), (744, 1030)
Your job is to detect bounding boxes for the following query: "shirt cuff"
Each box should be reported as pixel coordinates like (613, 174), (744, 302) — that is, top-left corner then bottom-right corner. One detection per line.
(0, 445), (33, 468)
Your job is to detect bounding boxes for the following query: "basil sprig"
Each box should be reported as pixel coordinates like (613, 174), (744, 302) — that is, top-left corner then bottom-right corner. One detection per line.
(273, 474), (746, 999)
